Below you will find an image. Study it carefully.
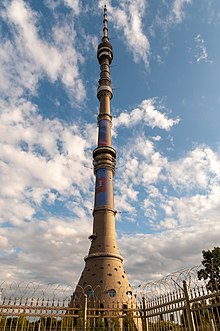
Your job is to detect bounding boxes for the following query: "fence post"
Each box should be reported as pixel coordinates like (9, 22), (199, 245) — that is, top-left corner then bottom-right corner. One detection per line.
(82, 294), (87, 331)
(142, 296), (148, 331)
(183, 280), (196, 331)
(210, 319), (216, 331)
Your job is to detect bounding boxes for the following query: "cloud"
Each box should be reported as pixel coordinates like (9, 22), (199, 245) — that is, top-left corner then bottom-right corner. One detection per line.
(1, 0), (85, 102)
(120, 138), (163, 184)
(139, 145), (220, 232)
(1, 102), (220, 286)
(44, 0), (81, 16)
(63, 0), (81, 15)
(170, 0), (192, 23)
(114, 136), (168, 220)
(115, 183), (138, 215)
(1, 206), (220, 287)
(164, 185), (220, 228)
(152, 0), (192, 33)
(115, 139), (220, 236)
(0, 0), (94, 286)
(0, 0), (220, 291)
(168, 146), (220, 190)
(113, 98), (180, 133)
(119, 142), (220, 282)
(99, 0), (150, 65)
(0, 217), (91, 285)
(119, 218), (220, 285)
(204, 0), (220, 25)
(0, 98), (93, 225)
(0, 0), (92, 228)
(194, 34), (212, 63)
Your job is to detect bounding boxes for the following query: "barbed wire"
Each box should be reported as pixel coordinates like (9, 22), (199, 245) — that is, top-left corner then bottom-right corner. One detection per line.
(0, 281), (74, 302)
(133, 265), (209, 300)
(0, 265), (212, 303)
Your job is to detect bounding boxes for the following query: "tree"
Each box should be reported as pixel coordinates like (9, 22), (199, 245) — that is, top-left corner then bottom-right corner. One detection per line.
(197, 247), (220, 292)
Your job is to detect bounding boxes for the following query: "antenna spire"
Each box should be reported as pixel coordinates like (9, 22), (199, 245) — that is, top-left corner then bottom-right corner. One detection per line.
(103, 5), (109, 41)
(97, 5), (113, 101)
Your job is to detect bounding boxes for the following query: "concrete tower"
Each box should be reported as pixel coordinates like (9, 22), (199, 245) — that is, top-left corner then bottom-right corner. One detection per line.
(74, 6), (134, 306)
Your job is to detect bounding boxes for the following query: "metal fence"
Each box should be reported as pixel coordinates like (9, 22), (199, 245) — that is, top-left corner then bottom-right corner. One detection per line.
(140, 267), (220, 330)
(1, 266), (220, 330)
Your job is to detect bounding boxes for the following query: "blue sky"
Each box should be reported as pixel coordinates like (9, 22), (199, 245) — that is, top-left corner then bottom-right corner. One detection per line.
(0, 0), (220, 287)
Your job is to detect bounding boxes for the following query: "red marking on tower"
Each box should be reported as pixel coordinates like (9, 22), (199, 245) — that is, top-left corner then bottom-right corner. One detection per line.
(96, 177), (106, 193)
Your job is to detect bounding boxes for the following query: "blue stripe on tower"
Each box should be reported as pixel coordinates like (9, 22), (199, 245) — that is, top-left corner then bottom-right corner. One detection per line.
(95, 168), (111, 206)
(99, 119), (109, 146)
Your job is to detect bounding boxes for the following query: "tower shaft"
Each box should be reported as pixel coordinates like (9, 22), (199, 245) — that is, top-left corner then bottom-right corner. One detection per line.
(74, 5), (133, 305)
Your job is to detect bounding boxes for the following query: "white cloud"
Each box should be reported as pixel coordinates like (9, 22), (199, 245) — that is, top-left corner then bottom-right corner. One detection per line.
(0, 217), (91, 284)
(113, 98), (180, 133)
(114, 137), (167, 219)
(171, 0), (192, 23)
(159, 218), (177, 229)
(99, 0), (150, 65)
(115, 183), (138, 215)
(115, 140), (220, 236)
(0, 0), (220, 291)
(0, 235), (8, 249)
(139, 145), (220, 232)
(0, 98), (93, 225)
(168, 146), (219, 190)
(1, 0), (85, 102)
(0, 0), (97, 222)
(82, 34), (99, 53)
(44, 0), (81, 16)
(167, 185), (220, 227)
(152, 0), (192, 33)
(1, 115), (220, 286)
(204, 0), (220, 25)
(152, 135), (161, 141)
(194, 34), (212, 63)
(119, 219), (220, 285)
(64, 0), (81, 15)
(0, 0), (96, 285)
(2, 209), (220, 287)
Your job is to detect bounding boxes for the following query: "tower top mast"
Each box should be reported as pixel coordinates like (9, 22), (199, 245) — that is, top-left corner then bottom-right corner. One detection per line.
(103, 5), (109, 41)
(97, 5), (113, 101)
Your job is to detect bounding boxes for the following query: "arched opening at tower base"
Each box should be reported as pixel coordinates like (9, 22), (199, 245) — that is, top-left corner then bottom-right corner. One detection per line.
(68, 287), (141, 330)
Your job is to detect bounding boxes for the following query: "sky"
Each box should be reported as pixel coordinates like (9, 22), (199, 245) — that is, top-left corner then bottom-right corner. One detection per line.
(0, 0), (220, 289)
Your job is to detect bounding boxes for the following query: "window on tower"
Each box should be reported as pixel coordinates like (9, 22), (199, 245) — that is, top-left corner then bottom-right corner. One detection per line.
(87, 289), (94, 298)
(107, 289), (116, 297)
(126, 291), (132, 299)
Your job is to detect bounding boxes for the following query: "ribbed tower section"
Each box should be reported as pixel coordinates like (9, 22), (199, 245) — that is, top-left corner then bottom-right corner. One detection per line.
(74, 6), (134, 305)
